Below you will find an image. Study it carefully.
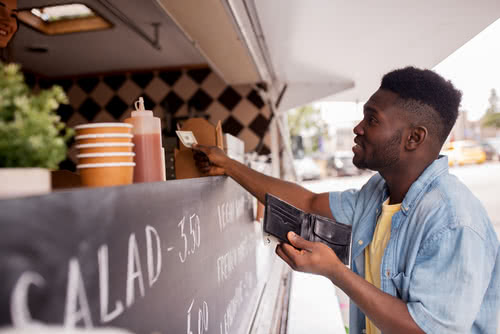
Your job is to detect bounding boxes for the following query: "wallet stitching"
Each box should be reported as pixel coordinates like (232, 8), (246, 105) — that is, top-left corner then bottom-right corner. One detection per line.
(270, 206), (301, 222)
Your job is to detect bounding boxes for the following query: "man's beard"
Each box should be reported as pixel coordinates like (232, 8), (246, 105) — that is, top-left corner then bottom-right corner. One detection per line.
(353, 130), (402, 170)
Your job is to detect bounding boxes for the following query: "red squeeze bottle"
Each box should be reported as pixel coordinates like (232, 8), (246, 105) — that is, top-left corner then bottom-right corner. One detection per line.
(125, 97), (164, 183)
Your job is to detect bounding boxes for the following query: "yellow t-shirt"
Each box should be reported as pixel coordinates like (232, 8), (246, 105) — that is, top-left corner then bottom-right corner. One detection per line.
(365, 198), (401, 334)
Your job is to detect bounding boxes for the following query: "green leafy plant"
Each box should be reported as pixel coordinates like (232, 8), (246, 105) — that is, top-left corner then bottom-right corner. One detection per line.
(0, 62), (74, 169)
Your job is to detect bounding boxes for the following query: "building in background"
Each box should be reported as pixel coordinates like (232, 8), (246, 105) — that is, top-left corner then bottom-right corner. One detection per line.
(449, 110), (499, 142)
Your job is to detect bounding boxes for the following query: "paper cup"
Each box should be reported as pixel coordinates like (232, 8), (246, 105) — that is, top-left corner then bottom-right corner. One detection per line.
(75, 123), (133, 135)
(77, 152), (135, 164)
(77, 162), (135, 187)
(76, 142), (134, 154)
(75, 133), (133, 144)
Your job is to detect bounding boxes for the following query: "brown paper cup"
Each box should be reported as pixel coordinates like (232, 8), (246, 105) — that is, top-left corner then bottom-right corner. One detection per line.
(77, 152), (135, 164)
(75, 133), (133, 144)
(76, 143), (134, 154)
(77, 162), (135, 187)
(75, 123), (133, 135)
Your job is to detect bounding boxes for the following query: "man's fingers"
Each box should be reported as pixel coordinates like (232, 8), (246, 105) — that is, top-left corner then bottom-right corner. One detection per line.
(275, 244), (296, 269)
(195, 161), (209, 169)
(193, 151), (209, 161)
(195, 159), (210, 166)
(192, 144), (225, 175)
(280, 241), (305, 259)
(287, 232), (313, 252)
(192, 144), (210, 154)
(201, 167), (211, 174)
(208, 167), (225, 176)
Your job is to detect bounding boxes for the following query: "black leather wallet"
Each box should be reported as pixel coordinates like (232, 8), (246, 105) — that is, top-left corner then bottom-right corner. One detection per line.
(263, 193), (352, 265)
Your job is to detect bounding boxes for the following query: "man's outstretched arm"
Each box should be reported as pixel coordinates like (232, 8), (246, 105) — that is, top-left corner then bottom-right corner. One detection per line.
(192, 144), (332, 218)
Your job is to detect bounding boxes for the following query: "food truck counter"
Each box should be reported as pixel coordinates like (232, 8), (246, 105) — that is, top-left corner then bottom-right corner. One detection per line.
(0, 176), (288, 333)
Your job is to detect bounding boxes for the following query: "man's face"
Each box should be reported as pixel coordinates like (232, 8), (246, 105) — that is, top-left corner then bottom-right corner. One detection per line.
(0, 0), (18, 48)
(352, 89), (407, 171)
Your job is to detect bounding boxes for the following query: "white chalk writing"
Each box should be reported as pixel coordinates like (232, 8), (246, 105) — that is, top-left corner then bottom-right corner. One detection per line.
(217, 197), (246, 232)
(178, 214), (201, 263)
(98, 245), (124, 323)
(186, 299), (209, 334)
(64, 258), (93, 328)
(126, 233), (145, 307)
(10, 271), (45, 327)
(10, 225), (163, 328)
(216, 236), (252, 285)
(219, 280), (244, 334)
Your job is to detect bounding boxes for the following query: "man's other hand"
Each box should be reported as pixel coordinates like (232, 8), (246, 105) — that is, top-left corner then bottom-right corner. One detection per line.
(192, 144), (227, 176)
(276, 231), (343, 278)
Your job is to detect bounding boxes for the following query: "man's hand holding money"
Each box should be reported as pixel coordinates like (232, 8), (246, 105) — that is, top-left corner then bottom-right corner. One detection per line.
(192, 144), (227, 176)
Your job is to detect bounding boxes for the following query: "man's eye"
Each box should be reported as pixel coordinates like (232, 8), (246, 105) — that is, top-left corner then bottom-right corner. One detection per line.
(369, 117), (377, 124)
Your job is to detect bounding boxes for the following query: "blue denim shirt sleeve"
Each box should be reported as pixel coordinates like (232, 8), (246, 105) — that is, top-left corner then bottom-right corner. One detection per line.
(328, 173), (385, 226)
(407, 224), (497, 334)
(328, 188), (359, 226)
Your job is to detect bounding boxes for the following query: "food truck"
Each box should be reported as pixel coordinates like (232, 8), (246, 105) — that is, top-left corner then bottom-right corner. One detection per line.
(1, 0), (499, 332)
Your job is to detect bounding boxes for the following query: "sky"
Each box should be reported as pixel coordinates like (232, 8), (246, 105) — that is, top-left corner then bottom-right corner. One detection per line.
(319, 18), (500, 127)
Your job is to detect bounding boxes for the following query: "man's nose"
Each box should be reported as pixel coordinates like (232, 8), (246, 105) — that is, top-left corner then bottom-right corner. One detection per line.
(353, 121), (364, 136)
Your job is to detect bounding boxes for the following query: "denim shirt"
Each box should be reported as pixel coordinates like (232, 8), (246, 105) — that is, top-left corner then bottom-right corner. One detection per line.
(329, 156), (500, 334)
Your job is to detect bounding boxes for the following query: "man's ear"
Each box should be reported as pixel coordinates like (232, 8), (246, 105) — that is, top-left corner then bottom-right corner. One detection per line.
(405, 126), (427, 151)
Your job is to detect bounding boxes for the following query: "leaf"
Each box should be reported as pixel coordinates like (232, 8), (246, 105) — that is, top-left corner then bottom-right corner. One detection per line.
(0, 62), (74, 168)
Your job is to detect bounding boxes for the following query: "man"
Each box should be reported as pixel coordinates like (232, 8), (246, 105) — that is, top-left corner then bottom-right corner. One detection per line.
(193, 67), (500, 333)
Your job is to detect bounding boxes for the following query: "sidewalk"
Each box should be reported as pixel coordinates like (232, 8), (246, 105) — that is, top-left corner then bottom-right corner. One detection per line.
(286, 271), (347, 334)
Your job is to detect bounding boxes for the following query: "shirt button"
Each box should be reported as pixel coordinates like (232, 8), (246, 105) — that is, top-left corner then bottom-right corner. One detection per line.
(386, 270), (390, 277)
(358, 240), (364, 245)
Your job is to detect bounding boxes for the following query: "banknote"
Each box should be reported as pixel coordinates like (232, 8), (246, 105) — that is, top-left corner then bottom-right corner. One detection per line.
(176, 130), (198, 148)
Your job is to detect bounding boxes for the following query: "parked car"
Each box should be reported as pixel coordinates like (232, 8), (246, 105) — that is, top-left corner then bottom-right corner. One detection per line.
(326, 152), (362, 177)
(442, 140), (486, 166)
(293, 157), (322, 181)
(481, 138), (500, 161)
(480, 140), (497, 160)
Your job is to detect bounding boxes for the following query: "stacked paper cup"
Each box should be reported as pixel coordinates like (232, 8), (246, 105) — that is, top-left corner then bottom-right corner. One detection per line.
(74, 123), (135, 187)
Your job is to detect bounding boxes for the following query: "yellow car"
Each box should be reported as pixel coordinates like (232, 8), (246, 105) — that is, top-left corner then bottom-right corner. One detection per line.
(442, 140), (486, 166)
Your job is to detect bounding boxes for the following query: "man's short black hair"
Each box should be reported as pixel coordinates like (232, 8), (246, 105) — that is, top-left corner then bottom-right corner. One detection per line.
(380, 66), (462, 146)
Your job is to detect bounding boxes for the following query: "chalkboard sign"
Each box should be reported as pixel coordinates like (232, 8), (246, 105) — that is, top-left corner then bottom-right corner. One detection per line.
(0, 176), (277, 333)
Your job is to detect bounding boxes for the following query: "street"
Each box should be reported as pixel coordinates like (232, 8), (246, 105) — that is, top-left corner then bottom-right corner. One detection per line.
(287, 162), (500, 334)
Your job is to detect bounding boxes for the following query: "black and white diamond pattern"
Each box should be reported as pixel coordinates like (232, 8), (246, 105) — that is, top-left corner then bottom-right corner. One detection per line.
(188, 89), (213, 111)
(218, 87), (242, 111)
(29, 67), (271, 170)
(103, 74), (126, 90)
(77, 77), (99, 94)
(105, 96), (128, 119)
(187, 68), (211, 84)
(131, 72), (154, 89)
(161, 91), (184, 115)
(159, 70), (182, 86)
(78, 97), (101, 121)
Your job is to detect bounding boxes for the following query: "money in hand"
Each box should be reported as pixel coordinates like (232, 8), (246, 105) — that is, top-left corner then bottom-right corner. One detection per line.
(176, 131), (198, 148)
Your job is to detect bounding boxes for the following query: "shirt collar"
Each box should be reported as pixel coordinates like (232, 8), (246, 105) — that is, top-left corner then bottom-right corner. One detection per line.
(380, 155), (449, 216)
